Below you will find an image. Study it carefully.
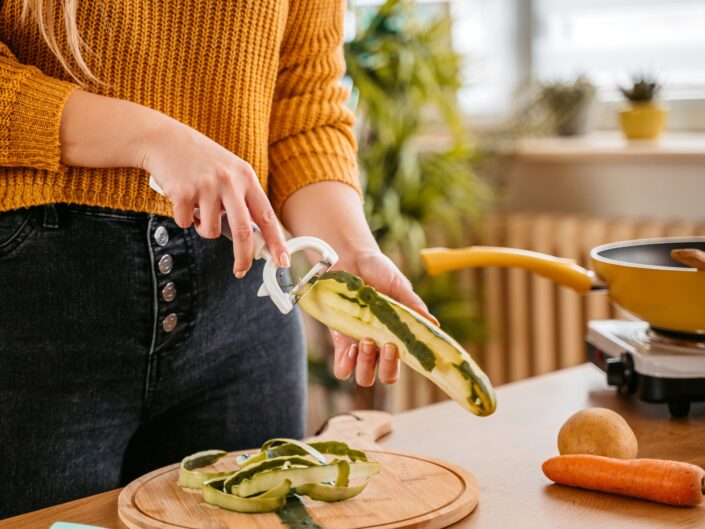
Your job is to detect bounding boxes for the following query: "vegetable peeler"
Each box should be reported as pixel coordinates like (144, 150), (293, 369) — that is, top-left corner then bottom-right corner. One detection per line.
(149, 176), (338, 314)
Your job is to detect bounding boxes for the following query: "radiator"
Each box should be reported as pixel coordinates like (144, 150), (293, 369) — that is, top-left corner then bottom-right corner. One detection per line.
(388, 212), (705, 412)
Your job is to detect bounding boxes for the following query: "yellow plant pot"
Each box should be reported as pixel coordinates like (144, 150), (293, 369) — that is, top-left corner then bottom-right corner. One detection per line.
(619, 104), (668, 140)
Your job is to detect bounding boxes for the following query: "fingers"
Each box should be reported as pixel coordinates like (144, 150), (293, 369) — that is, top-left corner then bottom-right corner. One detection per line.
(388, 274), (440, 327)
(220, 163), (286, 276)
(172, 196), (195, 229)
(194, 192), (222, 239)
(162, 147), (285, 276)
(377, 343), (400, 384)
(331, 329), (399, 385)
(355, 338), (379, 387)
(332, 330), (358, 381)
(222, 191), (254, 278)
(246, 184), (289, 267)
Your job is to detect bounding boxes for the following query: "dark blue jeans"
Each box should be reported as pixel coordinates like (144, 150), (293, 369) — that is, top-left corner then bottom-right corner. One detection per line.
(0, 204), (306, 518)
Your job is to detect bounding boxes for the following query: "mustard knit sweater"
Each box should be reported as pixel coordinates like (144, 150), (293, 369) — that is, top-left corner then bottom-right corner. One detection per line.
(0, 0), (360, 217)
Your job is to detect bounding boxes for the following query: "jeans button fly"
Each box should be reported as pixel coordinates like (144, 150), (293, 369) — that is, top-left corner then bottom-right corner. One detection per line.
(162, 281), (177, 302)
(158, 254), (173, 275)
(162, 313), (178, 332)
(154, 226), (169, 246)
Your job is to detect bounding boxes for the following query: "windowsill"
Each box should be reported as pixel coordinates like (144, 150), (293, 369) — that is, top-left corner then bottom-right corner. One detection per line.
(503, 131), (705, 164)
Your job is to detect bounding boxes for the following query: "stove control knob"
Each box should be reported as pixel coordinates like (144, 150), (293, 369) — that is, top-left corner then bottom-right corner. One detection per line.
(606, 353), (637, 395)
(606, 357), (626, 386)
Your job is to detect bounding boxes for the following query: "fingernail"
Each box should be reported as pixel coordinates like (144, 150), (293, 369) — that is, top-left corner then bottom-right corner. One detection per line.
(362, 339), (375, 354)
(347, 344), (358, 359)
(235, 270), (246, 279)
(383, 344), (396, 361)
(280, 252), (290, 268)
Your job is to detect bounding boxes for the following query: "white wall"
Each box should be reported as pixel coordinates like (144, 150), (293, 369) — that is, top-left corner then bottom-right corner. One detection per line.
(503, 160), (705, 222)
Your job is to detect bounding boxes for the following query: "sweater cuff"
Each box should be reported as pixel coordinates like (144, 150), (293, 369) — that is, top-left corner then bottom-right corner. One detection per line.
(0, 62), (79, 172)
(268, 127), (362, 216)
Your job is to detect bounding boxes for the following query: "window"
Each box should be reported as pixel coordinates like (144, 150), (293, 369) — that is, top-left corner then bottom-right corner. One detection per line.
(533, 0), (705, 100)
(350, 0), (523, 117)
(349, 0), (705, 129)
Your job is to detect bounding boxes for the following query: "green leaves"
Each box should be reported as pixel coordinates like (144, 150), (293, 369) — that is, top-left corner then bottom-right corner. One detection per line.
(345, 0), (487, 343)
(619, 74), (661, 103)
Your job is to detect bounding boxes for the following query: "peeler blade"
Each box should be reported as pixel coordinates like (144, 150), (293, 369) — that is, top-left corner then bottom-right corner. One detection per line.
(288, 260), (333, 306)
(259, 235), (338, 314)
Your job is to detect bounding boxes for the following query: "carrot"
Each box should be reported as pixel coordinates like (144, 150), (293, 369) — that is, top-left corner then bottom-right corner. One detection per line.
(542, 454), (705, 507)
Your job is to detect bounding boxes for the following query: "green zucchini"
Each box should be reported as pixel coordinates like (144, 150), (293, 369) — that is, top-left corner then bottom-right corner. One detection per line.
(297, 271), (496, 416)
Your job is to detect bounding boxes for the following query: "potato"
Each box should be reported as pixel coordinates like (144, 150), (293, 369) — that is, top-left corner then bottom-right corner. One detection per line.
(558, 407), (638, 459)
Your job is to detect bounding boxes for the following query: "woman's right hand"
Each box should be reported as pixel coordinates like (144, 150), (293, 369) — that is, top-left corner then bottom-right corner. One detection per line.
(138, 119), (289, 278)
(59, 90), (288, 278)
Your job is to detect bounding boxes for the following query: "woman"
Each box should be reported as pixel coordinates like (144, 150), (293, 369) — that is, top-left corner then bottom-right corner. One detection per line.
(0, 0), (436, 518)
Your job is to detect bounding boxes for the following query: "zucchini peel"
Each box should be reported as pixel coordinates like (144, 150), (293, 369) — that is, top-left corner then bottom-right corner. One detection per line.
(178, 438), (379, 513)
(297, 271), (497, 416)
(202, 478), (291, 513)
(178, 449), (231, 489)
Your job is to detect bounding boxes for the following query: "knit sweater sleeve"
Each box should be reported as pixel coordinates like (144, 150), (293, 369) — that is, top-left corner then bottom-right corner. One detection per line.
(0, 42), (79, 172)
(267, 0), (361, 216)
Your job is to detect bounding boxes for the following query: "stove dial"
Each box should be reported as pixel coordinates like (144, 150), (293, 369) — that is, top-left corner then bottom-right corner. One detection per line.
(606, 353), (637, 395)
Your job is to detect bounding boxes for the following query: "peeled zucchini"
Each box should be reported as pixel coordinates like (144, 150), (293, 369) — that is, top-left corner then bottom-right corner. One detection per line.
(297, 271), (496, 416)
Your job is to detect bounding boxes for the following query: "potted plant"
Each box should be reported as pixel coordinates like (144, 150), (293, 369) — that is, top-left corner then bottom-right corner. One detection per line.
(539, 76), (596, 136)
(345, 0), (487, 341)
(618, 75), (667, 140)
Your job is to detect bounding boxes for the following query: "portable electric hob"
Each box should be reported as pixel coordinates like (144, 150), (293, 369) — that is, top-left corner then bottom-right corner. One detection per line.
(587, 319), (705, 418)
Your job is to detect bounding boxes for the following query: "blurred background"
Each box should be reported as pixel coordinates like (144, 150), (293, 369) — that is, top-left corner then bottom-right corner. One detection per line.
(305, 0), (705, 432)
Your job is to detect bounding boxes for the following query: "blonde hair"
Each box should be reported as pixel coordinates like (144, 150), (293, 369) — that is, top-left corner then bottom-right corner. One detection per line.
(22, 0), (97, 85)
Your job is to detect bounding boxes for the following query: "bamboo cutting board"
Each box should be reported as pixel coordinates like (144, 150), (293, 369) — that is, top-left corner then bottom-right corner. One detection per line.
(118, 410), (479, 529)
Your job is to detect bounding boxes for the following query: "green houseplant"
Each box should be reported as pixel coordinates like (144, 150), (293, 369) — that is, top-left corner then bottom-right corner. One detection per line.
(538, 76), (596, 136)
(344, 0), (488, 343)
(618, 74), (667, 140)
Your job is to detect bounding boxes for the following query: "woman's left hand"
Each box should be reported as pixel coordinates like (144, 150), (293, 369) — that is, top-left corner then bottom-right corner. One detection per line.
(280, 181), (440, 388)
(329, 250), (439, 387)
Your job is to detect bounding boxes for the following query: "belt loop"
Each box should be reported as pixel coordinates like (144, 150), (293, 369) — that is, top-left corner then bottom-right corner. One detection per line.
(42, 204), (60, 229)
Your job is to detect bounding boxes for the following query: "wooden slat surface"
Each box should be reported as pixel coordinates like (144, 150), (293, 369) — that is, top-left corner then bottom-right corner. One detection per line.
(506, 213), (531, 381)
(554, 216), (583, 368)
(480, 215), (507, 385)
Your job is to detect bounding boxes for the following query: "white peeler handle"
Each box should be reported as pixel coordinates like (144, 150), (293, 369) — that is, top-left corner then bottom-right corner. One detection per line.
(149, 175), (269, 259)
(149, 175), (337, 315)
(258, 236), (338, 314)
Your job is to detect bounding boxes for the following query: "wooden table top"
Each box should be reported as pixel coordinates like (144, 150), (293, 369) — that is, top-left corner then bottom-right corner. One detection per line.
(3, 364), (704, 529)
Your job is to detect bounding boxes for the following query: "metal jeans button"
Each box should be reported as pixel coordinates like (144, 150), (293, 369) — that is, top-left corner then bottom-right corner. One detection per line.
(154, 226), (169, 246)
(162, 281), (177, 302)
(158, 254), (173, 274)
(162, 313), (178, 332)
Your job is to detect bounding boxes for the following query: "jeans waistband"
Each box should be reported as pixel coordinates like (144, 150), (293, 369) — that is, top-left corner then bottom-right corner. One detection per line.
(38, 203), (153, 230)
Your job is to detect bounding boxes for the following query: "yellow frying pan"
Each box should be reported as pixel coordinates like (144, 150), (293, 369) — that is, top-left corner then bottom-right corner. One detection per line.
(420, 237), (705, 335)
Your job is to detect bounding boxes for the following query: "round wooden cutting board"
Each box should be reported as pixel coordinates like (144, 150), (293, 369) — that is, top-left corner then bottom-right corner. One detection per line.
(118, 411), (479, 529)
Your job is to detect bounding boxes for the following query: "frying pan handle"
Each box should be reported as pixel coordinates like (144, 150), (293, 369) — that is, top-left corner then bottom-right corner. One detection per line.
(420, 246), (595, 294)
